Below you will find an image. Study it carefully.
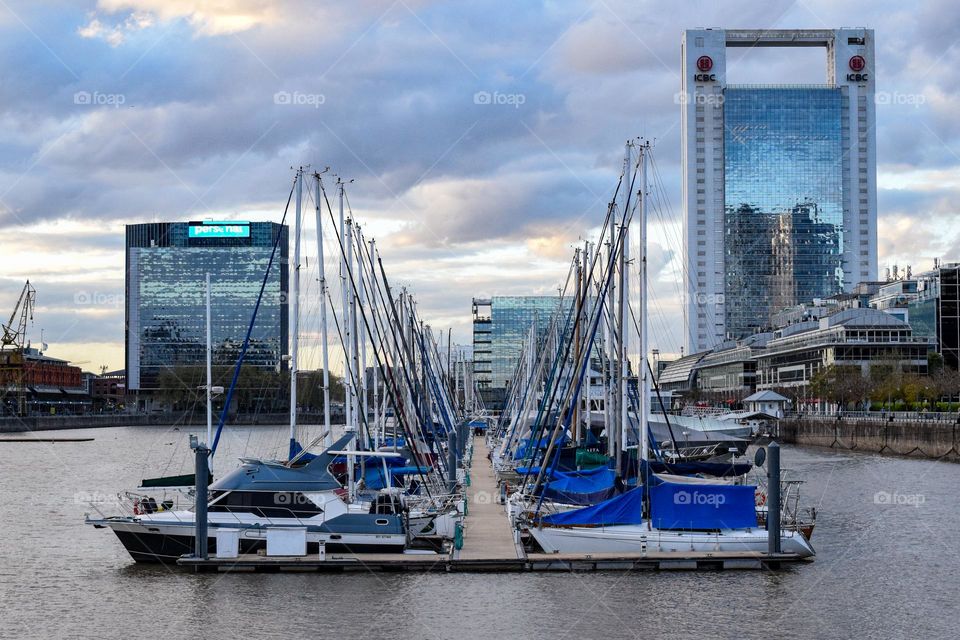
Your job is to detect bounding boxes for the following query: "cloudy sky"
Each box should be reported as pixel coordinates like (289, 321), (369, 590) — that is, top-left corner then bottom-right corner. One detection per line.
(0, 0), (958, 372)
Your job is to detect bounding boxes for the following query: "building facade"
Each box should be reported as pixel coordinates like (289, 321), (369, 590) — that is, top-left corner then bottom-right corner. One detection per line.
(870, 263), (960, 369)
(472, 296), (565, 409)
(0, 347), (89, 415)
(125, 221), (288, 393)
(682, 29), (878, 352)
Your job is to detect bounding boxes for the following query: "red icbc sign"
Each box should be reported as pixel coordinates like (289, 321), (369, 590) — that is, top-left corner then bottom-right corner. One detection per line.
(694, 55), (715, 82)
(847, 55), (868, 82)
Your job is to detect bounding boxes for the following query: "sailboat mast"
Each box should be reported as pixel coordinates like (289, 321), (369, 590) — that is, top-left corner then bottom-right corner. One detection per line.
(205, 272), (213, 456)
(370, 238), (380, 447)
(357, 226), (368, 446)
(639, 142), (650, 462)
(339, 181), (353, 435)
(314, 172), (333, 446)
(620, 142), (631, 458)
(289, 168), (303, 451)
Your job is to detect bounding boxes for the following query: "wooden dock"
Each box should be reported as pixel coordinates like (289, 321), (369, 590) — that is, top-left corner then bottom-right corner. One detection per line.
(457, 435), (522, 562)
(177, 550), (807, 573)
(176, 434), (811, 573)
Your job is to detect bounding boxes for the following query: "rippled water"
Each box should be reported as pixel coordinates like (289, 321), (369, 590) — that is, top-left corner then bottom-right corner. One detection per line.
(1, 424), (958, 639)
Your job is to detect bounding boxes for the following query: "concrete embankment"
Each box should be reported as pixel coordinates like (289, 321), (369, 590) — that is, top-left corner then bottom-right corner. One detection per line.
(0, 412), (330, 433)
(780, 417), (960, 461)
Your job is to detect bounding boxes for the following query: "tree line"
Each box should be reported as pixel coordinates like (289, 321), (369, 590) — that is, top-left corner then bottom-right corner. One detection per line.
(154, 366), (347, 414)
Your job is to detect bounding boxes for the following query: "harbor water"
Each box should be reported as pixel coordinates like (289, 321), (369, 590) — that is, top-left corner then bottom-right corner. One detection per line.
(1, 424), (958, 639)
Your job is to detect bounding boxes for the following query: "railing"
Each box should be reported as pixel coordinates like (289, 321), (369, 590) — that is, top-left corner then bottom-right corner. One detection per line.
(788, 410), (960, 424)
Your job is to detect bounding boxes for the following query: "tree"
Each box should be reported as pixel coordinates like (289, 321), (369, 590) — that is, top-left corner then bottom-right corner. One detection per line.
(809, 364), (871, 412)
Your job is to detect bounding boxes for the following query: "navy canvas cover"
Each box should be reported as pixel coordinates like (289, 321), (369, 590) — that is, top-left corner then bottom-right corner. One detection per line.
(539, 486), (644, 526)
(542, 468), (618, 506)
(649, 482), (758, 530)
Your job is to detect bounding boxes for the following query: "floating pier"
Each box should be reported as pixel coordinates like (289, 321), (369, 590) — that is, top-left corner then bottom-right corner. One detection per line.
(177, 436), (810, 573)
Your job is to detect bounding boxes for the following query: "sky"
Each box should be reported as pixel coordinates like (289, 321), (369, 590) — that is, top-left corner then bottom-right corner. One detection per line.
(1, 0), (959, 373)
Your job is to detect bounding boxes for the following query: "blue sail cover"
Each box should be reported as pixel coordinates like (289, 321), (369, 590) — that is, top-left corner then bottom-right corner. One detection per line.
(649, 482), (758, 530)
(542, 467), (618, 506)
(640, 459), (752, 478)
(540, 486), (644, 526)
(514, 435), (568, 460)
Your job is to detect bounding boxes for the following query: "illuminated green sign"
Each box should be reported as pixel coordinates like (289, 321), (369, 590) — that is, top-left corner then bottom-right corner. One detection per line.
(188, 221), (250, 238)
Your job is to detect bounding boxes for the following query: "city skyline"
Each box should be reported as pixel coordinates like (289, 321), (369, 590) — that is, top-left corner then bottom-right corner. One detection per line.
(1, 2), (958, 372)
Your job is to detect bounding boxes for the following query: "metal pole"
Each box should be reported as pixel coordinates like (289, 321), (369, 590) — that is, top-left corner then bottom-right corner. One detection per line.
(289, 168), (302, 453)
(620, 142), (631, 459)
(447, 428), (458, 493)
(314, 173), (332, 446)
(205, 273), (213, 461)
(767, 441), (781, 555)
(639, 142), (649, 463)
(340, 181), (352, 436)
(191, 436), (210, 560)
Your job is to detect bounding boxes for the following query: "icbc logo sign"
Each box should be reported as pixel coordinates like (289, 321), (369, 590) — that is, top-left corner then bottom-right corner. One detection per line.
(694, 56), (715, 82)
(847, 55), (869, 82)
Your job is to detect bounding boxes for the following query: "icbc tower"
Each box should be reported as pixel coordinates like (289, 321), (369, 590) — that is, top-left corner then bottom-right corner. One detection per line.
(681, 29), (877, 353)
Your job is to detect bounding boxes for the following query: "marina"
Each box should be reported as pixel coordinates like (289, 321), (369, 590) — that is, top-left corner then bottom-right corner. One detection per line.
(3, 6), (960, 639)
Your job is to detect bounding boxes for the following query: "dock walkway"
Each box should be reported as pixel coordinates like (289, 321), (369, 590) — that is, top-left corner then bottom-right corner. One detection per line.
(458, 435), (519, 560)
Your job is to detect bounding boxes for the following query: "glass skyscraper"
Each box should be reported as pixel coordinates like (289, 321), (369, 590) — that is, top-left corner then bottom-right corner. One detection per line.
(125, 221), (288, 391)
(681, 29), (877, 353)
(472, 296), (566, 407)
(723, 87), (845, 337)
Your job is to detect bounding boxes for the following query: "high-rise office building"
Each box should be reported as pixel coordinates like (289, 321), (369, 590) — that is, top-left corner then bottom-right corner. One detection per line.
(682, 29), (877, 353)
(125, 221), (288, 393)
(472, 296), (565, 409)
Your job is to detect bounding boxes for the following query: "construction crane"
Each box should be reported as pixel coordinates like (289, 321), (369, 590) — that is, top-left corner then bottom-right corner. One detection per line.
(1, 281), (37, 416)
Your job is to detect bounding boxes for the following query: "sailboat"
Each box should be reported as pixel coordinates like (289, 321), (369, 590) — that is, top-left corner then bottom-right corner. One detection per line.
(517, 142), (815, 558)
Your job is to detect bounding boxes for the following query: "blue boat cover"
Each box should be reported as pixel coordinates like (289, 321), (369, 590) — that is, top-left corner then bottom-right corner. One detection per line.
(362, 464), (433, 489)
(649, 482), (758, 530)
(514, 435), (567, 460)
(518, 464), (610, 481)
(540, 486), (644, 526)
(542, 467), (618, 506)
(641, 459), (752, 478)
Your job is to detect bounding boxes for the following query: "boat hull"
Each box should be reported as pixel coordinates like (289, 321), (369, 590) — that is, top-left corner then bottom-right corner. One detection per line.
(528, 524), (815, 558)
(92, 517), (407, 564)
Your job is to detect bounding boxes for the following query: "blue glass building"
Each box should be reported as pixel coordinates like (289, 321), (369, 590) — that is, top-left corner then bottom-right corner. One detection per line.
(472, 296), (567, 407)
(125, 221), (288, 392)
(723, 87), (845, 336)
